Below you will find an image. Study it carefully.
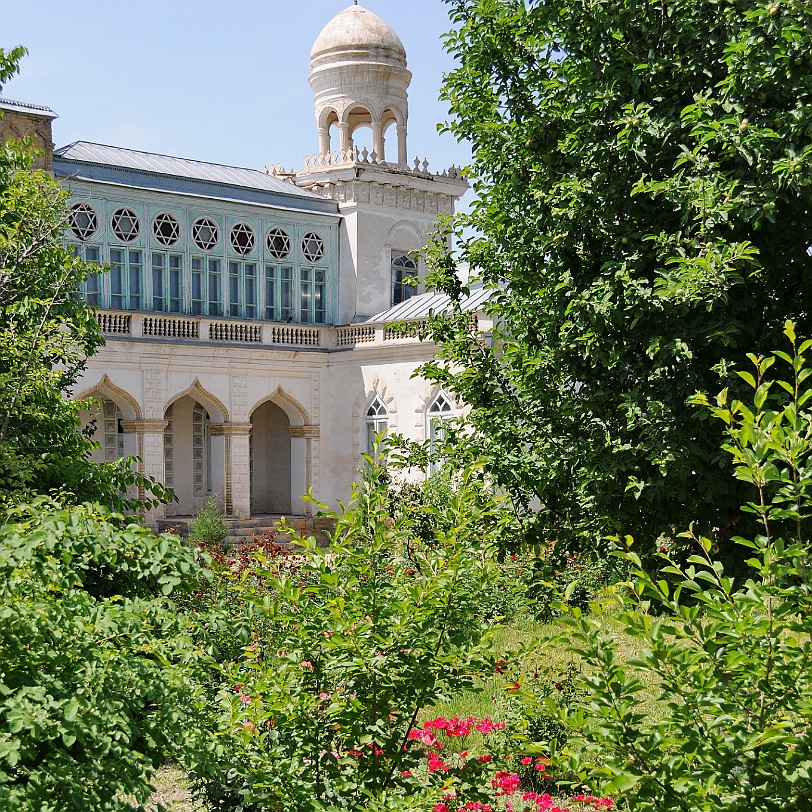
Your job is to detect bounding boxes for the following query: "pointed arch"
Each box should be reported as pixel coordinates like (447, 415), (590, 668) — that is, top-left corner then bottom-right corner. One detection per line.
(249, 386), (309, 427)
(388, 220), (423, 249)
(415, 386), (457, 427)
(164, 378), (228, 423)
(75, 374), (141, 420)
(352, 378), (398, 459)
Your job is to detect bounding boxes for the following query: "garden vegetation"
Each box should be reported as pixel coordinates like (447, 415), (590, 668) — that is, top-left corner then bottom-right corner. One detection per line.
(1, 1), (812, 809)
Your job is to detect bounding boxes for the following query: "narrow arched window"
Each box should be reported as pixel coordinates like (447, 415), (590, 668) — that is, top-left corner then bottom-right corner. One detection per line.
(391, 253), (418, 305)
(364, 397), (388, 458)
(426, 392), (453, 475)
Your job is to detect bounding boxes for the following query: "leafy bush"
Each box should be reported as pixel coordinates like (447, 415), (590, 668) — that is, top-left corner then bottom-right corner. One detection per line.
(556, 324), (812, 810)
(0, 500), (208, 811)
(188, 496), (229, 547)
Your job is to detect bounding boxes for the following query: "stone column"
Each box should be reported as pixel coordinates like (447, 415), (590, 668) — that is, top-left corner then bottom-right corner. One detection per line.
(318, 126), (330, 158)
(290, 425), (320, 516)
(122, 419), (168, 525)
(372, 121), (384, 162)
(212, 423), (252, 519)
(338, 122), (351, 157)
(397, 125), (408, 167)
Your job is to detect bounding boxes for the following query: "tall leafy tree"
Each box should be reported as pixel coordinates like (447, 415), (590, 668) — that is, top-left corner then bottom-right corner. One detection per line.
(426, 0), (812, 551)
(0, 48), (165, 508)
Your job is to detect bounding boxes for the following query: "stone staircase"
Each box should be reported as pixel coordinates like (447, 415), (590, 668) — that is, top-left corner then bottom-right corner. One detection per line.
(157, 515), (333, 546)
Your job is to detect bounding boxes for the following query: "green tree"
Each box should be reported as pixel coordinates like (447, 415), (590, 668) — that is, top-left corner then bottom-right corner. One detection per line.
(0, 47), (164, 508)
(426, 0), (812, 552)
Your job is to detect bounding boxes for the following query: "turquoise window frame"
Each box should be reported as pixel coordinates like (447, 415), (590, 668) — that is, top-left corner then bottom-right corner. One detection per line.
(191, 256), (222, 316)
(72, 244), (103, 306)
(299, 267), (327, 324)
(228, 260), (258, 319)
(109, 247), (143, 310)
(264, 263), (294, 322)
(151, 251), (184, 313)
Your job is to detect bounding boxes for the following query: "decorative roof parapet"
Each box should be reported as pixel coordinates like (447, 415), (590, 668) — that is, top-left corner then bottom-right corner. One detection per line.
(291, 146), (463, 181)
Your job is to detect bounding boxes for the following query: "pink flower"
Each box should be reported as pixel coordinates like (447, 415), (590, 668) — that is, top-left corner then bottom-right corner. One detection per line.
(475, 718), (505, 734)
(241, 721), (255, 731)
(301, 660), (314, 669)
(427, 753), (449, 773)
(491, 771), (521, 796)
(433, 805), (449, 812)
(318, 692), (330, 700)
(239, 694), (251, 704)
(520, 756), (533, 765)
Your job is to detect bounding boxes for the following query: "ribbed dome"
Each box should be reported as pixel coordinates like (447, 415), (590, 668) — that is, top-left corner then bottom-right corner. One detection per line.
(310, 4), (407, 68)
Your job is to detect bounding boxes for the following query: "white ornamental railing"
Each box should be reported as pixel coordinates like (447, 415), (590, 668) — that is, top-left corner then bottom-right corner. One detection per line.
(93, 311), (458, 351)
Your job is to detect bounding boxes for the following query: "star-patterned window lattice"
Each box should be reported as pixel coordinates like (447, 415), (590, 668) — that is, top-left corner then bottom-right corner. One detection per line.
(301, 231), (325, 263)
(230, 222), (255, 255)
(266, 227), (291, 260)
(153, 212), (180, 246)
(111, 207), (140, 242)
(69, 202), (98, 240)
(192, 217), (219, 251)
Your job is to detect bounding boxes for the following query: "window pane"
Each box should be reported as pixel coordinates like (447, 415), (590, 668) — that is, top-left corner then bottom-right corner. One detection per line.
(129, 250), (143, 309)
(281, 266), (293, 321)
(110, 252), (124, 309)
(208, 259), (221, 316)
(265, 264), (277, 320)
(169, 266), (182, 313)
(152, 254), (165, 311)
(245, 263), (257, 319)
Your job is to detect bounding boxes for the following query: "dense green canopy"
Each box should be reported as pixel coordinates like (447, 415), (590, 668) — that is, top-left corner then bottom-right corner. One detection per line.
(426, 0), (812, 551)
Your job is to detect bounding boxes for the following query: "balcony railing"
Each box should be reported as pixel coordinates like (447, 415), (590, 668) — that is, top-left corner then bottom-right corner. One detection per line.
(93, 311), (449, 351)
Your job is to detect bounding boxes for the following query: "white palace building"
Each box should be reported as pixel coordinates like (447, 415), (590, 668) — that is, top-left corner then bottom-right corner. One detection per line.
(0, 4), (487, 529)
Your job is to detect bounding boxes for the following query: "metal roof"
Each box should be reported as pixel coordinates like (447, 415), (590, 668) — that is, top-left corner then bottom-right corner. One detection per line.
(367, 284), (492, 323)
(0, 97), (58, 119)
(54, 141), (338, 214)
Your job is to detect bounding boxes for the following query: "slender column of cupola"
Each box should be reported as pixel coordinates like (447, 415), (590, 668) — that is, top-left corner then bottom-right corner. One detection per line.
(338, 122), (351, 157)
(397, 124), (407, 167)
(372, 121), (384, 162)
(318, 127), (330, 158)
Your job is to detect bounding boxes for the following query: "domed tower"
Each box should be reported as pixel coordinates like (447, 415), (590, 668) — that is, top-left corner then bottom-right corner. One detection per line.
(290, 3), (469, 322)
(309, 1), (410, 165)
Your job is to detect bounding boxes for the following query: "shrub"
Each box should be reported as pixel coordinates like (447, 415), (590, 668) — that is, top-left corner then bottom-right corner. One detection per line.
(188, 496), (229, 547)
(555, 323), (812, 810)
(0, 500), (208, 811)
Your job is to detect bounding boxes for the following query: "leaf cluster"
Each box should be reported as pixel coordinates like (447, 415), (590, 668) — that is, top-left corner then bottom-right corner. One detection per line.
(554, 325), (812, 811)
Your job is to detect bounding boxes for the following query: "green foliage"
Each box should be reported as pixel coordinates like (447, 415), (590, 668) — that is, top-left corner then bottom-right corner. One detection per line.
(555, 324), (812, 810)
(429, 0), (812, 551)
(188, 463), (510, 812)
(188, 496), (230, 547)
(0, 500), (208, 811)
(0, 47), (167, 509)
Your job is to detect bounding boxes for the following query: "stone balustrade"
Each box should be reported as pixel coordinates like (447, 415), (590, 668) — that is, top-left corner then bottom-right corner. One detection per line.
(94, 311), (442, 351)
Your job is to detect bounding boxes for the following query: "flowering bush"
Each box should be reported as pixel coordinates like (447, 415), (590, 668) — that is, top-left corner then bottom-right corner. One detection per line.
(187, 463), (517, 811)
(403, 716), (613, 812)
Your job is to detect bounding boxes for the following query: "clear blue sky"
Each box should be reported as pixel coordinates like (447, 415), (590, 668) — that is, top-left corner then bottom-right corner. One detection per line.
(2, 0), (470, 181)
